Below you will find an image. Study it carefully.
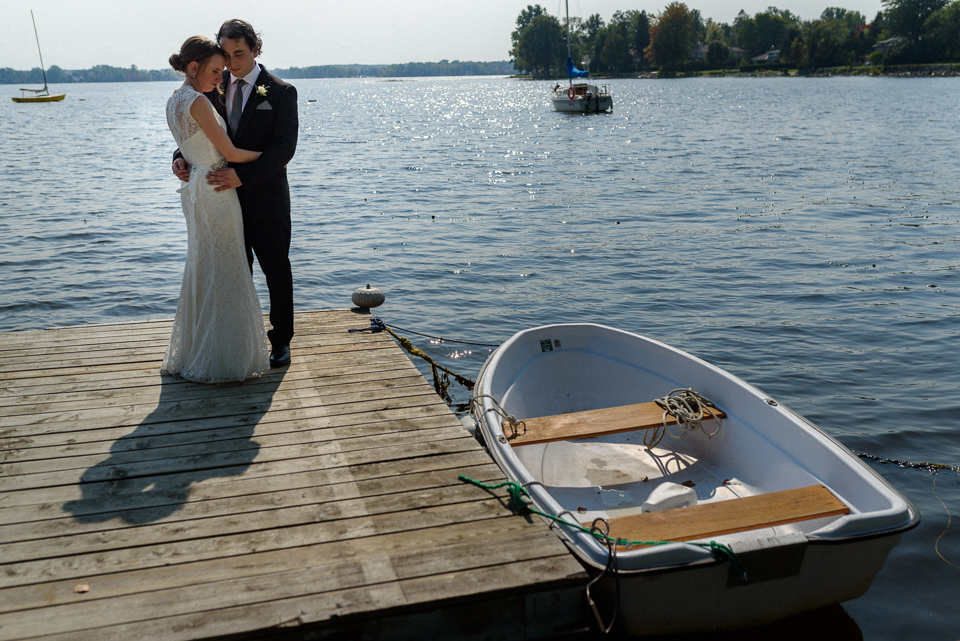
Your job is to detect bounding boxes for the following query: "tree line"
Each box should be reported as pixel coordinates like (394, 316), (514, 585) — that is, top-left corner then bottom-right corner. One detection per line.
(0, 65), (179, 85)
(510, 0), (960, 76)
(1, 60), (514, 85)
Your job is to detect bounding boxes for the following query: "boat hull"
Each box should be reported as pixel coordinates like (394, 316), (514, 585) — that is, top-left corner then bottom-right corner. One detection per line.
(473, 323), (918, 634)
(12, 93), (65, 103)
(590, 532), (900, 635)
(551, 95), (612, 113)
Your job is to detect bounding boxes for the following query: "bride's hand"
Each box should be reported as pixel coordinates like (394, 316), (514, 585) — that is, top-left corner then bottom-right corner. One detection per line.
(206, 167), (242, 192)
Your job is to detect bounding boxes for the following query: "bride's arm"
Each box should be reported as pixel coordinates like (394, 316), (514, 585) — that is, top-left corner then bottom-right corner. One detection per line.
(189, 95), (261, 164)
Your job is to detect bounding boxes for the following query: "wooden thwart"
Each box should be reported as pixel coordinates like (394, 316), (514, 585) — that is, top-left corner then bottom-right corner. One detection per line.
(595, 485), (849, 546)
(504, 401), (725, 447)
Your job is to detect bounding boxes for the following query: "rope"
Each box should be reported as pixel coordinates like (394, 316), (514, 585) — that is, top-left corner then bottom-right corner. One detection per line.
(585, 518), (620, 633)
(853, 450), (960, 475)
(471, 394), (526, 439)
(458, 475), (748, 584)
(645, 388), (722, 449)
(932, 478), (960, 571)
(385, 323), (500, 347)
(349, 316), (476, 400)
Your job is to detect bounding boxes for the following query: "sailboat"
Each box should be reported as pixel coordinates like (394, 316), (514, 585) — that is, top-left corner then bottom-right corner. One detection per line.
(550, 0), (612, 113)
(12, 11), (65, 103)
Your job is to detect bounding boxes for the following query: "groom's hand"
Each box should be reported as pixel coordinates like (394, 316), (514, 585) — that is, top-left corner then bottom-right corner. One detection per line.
(172, 157), (190, 182)
(207, 168), (242, 192)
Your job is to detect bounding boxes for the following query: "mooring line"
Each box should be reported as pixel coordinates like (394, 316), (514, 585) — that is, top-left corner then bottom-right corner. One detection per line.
(932, 478), (960, 571)
(349, 316), (478, 402)
(853, 450), (960, 475)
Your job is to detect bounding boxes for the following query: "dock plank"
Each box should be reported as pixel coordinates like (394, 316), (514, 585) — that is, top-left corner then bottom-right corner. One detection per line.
(0, 310), (587, 641)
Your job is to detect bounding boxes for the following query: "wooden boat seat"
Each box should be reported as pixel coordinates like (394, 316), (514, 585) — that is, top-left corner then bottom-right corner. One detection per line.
(592, 485), (850, 547)
(503, 401), (725, 447)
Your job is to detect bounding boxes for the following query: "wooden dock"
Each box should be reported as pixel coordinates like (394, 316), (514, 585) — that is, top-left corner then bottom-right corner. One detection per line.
(0, 310), (588, 641)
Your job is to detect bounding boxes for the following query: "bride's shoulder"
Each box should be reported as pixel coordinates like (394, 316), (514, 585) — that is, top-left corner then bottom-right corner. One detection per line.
(171, 85), (208, 108)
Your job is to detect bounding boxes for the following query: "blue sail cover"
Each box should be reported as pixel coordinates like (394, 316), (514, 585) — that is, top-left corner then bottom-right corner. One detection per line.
(567, 57), (589, 78)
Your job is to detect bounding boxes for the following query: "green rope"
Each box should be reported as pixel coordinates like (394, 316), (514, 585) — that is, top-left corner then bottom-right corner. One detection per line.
(459, 474), (748, 582)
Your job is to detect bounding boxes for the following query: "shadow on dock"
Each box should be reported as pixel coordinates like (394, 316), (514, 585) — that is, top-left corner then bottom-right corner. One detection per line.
(64, 371), (284, 525)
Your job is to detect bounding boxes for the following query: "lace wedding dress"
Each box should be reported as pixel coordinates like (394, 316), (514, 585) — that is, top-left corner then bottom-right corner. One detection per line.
(163, 85), (269, 383)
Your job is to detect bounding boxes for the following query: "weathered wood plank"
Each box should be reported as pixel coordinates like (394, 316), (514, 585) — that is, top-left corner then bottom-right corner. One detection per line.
(2, 405), (457, 466)
(0, 508), (543, 614)
(0, 493), (534, 591)
(1, 474), (515, 563)
(0, 400), (455, 462)
(0, 449), (495, 525)
(0, 350), (413, 403)
(0, 383), (443, 435)
(0, 461), (504, 540)
(0, 432), (479, 494)
(0, 369), (428, 421)
(0, 355), (413, 408)
(0, 421), (468, 479)
(603, 484), (850, 545)
(2, 532), (582, 641)
(506, 401), (726, 447)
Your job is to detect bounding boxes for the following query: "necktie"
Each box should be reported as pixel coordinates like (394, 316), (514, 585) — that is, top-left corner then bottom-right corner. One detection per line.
(229, 78), (245, 135)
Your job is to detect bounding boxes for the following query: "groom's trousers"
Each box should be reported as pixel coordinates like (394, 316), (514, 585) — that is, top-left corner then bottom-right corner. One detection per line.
(244, 215), (294, 349)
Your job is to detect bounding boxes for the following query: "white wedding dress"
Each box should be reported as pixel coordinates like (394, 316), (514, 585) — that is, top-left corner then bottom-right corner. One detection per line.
(163, 85), (269, 383)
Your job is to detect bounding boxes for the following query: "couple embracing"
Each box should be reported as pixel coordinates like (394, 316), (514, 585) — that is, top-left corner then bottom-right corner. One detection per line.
(164, 19), (297, 384)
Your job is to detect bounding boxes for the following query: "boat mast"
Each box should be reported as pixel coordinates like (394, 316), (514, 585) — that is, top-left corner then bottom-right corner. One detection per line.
(565, 0), (571, 60)
(30, 11), (49, 92)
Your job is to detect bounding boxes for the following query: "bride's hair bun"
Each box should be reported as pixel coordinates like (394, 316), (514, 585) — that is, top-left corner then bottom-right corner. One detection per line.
(170, 36), (224, 74)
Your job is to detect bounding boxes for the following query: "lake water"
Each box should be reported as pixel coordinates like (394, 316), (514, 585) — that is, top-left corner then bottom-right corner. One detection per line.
(2, 75), (959, 638)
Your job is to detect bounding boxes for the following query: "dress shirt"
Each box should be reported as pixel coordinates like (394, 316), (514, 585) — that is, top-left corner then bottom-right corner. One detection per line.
(226, 65), (262, 123)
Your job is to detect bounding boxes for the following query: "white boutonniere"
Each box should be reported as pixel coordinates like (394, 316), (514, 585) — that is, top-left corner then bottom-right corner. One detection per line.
(256, 84), (268, 97)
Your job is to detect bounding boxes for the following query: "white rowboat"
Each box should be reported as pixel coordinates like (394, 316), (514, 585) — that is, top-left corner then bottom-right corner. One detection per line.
(472, 323), (918, 635)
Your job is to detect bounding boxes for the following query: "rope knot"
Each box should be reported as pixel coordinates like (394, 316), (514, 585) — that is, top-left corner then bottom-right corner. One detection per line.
(645, 388), (722, 448)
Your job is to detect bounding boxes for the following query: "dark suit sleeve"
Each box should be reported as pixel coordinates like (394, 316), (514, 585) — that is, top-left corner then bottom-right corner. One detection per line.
(233, 82), (298, 191)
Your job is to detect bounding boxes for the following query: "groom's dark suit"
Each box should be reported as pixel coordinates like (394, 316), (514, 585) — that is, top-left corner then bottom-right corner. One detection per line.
(210, 65), (298, 350)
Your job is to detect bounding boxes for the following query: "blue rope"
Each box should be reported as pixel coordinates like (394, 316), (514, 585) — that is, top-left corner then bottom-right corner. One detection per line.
(348, 316), (387, 333)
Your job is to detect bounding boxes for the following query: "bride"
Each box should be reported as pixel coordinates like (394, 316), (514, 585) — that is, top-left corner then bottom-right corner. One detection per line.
(163, 36), (269, 383)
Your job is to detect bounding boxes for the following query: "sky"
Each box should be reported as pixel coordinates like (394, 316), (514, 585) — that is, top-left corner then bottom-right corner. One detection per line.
(2, 0), (885, 71)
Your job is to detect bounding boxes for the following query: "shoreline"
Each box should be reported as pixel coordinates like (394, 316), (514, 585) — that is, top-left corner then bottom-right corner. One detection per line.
(515, 63), (960, 81)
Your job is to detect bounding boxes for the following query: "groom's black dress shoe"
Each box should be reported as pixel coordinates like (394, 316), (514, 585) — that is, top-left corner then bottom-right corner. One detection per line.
(270, 345), (291, 368)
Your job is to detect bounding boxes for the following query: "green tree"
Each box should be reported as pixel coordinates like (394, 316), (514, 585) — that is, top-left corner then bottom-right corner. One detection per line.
(510, 5), (548, 68)
(600, 31), (632, 71)
(924, 0), (960, 60)
(706, 40), (730, 67)
(737, 9), (797, 54)
(580, 14), (606, 72)
(645, 2), (696, 72)
(515, 14), (565, 75)
(630, 10), (652, 68)
(803, 17), (849, 66)
(704, 19), (731, 45)
(790, 37), (810, 68)
(882, 0), (948, 40)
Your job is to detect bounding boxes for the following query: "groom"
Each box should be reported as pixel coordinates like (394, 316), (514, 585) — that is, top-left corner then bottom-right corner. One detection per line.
(173, 19), (298, 368)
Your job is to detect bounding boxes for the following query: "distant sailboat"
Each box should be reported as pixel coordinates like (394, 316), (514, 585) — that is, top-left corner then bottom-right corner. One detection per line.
(12, 11), (65, 103)
(550, 0), (611, 113)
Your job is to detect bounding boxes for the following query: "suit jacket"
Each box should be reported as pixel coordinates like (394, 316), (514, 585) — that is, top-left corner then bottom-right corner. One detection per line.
(195, 65), (298, 224)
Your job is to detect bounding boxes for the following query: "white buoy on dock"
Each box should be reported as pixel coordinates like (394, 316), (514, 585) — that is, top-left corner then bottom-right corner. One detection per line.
(352, 284), (385, 310)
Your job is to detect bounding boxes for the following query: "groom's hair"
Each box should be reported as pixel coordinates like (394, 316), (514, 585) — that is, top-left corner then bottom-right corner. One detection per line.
(217, 19), (263, 55)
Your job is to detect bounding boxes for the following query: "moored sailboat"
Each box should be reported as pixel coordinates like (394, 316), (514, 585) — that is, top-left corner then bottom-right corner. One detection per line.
(12, 11), (65, 104)
(550, 1), (611, 113)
